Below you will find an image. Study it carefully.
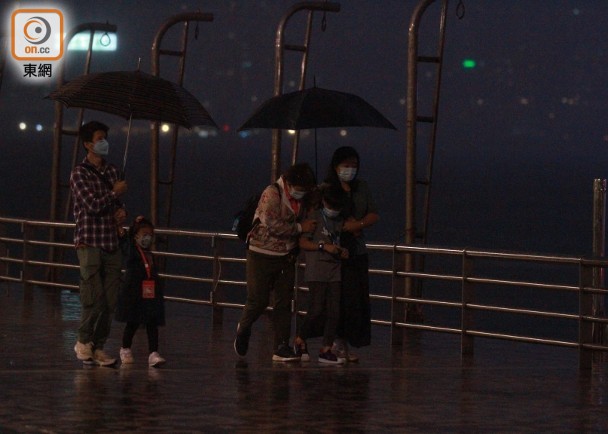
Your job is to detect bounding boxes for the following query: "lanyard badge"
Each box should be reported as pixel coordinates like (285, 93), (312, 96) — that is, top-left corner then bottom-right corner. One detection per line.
(137, 245), (155, 299)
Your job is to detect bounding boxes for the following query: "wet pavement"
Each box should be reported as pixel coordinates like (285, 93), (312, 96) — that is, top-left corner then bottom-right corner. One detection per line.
(1, 282), (608, 433)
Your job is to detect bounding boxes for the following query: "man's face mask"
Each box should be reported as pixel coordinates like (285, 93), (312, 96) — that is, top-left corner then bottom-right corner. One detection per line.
(92, 139), (109, 156)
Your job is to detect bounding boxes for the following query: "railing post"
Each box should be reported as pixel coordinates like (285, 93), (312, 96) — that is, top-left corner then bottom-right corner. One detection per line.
(579, 261), (594, 370)
(592, 178), (606, 343)
(211, 236), (223, 327)
(391, 244), (405, 345)
(461, 250), (474, 355)
(0, 223), (7, 279)
(22, 222), (33, 298)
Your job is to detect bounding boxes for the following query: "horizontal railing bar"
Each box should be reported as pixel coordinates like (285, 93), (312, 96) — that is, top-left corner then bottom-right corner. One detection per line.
(393, 321), (462, 334)
(158, 273), (214, 284)
(395, 270), (462, 282)
(0, 275), (21, 282)
(153, 251), (214, 261)
(164, 295), (211, 305)
(25, 279), (78, 290)
(466, 303), (578, 320)
(0, 236), (24, 244)
(466, 276), (578, 292)
(24, 260), (78, 270)
(465, 330), (578, 348)
(25, 240), (73, 249)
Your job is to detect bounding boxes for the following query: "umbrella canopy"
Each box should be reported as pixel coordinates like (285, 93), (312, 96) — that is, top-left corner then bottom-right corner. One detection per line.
(47, 70), (217, 129)
(238, 86), (396, 131)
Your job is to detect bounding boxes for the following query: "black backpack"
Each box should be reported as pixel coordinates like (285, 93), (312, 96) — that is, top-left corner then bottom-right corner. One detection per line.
(232, 183), (279, 242)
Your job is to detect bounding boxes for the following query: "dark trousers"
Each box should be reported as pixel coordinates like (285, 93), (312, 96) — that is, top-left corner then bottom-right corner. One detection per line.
(122, 322), (159, 353)
(238, 250), (296, 348)
(299, 281), (341, 348)
(336, 254), (372, 348)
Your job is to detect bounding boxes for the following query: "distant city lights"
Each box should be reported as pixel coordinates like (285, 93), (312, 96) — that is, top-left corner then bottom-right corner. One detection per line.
(36, 124), (43, 131)
(19, 122), (26, 130)
(161, 124), (170, 133)
(462, 59), (477, 69)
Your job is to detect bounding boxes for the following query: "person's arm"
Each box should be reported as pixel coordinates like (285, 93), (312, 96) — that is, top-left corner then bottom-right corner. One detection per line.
(70, 166), (118, 215)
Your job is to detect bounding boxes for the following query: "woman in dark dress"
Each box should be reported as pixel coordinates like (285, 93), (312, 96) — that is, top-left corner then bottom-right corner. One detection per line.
(325, 146), (379, 362)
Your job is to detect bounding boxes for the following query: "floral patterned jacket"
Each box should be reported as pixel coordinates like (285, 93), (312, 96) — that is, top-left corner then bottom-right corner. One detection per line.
(248, 177), (302, 255)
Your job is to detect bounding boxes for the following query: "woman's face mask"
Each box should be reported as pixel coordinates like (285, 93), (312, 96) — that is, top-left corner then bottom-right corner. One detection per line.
(136, 233), (153, 249)
(289, 187), (306, 200)
(337, 166), (357, 182)
(92, 139), (109, 156)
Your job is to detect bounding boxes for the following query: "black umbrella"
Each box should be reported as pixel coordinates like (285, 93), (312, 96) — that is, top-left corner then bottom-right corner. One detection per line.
(238, 86), (396, 175)
(238, 86), (396, 131)
(47, 70), (217, 172)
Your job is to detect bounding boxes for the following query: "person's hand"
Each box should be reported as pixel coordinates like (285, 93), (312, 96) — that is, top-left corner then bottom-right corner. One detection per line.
(300, 219), (317, 233)
(325, 243), (341, 255)
(343, 218), (362, 237)
(339, 247), (349, 259)
(113, 180), (127, 196)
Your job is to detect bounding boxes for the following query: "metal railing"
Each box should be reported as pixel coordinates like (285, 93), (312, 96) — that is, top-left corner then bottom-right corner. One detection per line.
(1, 215), (607, 369)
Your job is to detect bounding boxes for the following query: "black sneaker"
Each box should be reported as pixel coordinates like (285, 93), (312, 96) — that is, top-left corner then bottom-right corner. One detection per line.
(234, 324), (251, 357)
(318, 349), (344, 365)
(293, 340), (310, 362)
(272, 343), (300, 362)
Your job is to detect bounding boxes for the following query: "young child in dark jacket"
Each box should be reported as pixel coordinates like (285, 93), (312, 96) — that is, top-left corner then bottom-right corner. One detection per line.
(115, 216), (166, 367)
(293, 184), (349, 365)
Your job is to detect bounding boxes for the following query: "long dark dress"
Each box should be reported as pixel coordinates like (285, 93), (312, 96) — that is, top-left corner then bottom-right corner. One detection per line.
(337, 179), (376, 348)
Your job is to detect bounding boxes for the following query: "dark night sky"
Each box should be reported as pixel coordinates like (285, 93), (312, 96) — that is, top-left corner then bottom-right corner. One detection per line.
(2, 0), (608, 255)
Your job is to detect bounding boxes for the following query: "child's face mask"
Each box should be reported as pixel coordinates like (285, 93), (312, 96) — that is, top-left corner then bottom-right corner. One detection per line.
(136, 233), (153, 249)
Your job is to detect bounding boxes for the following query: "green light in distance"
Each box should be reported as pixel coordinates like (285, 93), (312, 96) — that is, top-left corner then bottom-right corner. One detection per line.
(462, 59), (476, 69)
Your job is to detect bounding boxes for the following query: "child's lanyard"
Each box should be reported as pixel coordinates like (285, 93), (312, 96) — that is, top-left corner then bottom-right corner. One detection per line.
(136, 245), (153, 279)
(321, 213), (340, 245)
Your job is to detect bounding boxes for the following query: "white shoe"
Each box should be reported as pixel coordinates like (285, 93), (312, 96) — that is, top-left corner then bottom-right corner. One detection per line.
(74, 341), (94, 362)
(333, 339), (358, 362)
(93, 349), (117, 367)
(120, 347), (134, 364)
(148, 352), (166, 367)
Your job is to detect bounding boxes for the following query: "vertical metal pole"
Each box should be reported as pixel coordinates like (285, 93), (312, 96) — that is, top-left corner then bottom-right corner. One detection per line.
(390, 245), (404, 345)
(579, 262), (594, 370)
(211, 236), (223, 327)
(592, 179), (606, 343)
(461, 250), (474, 355)
(406, 0), (438, 322)
(150, 12), (214, 226)
(271, 2), (341, 182)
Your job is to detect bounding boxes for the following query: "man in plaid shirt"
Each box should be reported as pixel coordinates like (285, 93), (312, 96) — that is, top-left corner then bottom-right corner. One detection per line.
(70, 121), (128, 366)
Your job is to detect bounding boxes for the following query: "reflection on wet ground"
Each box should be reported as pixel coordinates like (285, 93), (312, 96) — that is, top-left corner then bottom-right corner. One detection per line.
(1, 283), (607, 433)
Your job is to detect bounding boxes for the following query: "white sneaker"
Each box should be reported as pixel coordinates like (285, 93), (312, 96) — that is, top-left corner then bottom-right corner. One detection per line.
(332, 339), (358, 362)
(148, 352), (166, 367)
(120, 347), (134, 364)
(93, 349), (117, 367)
(74, 341), (94, 362)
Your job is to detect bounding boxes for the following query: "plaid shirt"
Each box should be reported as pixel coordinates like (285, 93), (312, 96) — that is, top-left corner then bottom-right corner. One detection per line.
(70, 157), (122, 251)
